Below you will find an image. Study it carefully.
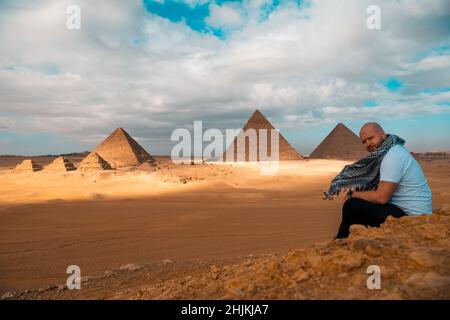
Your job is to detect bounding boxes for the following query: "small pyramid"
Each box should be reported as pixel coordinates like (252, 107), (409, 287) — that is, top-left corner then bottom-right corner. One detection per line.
(45, 156), (76, 171)
(223, 110), (303, 161)
(309, 123), (368, 160)
(15, 159), (43, 172)
(78, 152), (112, 171)
(91, 127), (155, 168)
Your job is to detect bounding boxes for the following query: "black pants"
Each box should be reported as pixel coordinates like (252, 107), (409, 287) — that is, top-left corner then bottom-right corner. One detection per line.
(336, 198), (407, 239)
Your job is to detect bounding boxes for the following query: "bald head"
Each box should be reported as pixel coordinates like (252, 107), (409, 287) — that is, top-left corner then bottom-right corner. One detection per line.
(359, 122), (387, 152)
(360, 122), (384, 135)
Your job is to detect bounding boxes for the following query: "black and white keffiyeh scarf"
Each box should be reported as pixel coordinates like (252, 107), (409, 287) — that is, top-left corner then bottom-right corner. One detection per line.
(323, 134), (405, 200)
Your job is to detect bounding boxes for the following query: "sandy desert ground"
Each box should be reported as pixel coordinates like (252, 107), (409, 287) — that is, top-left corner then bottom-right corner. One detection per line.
(0, 156), (449, 299)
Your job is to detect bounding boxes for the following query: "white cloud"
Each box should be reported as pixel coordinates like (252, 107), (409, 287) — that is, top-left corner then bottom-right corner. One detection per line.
(0, 0), (449, 154)
(400, 55), (450, 73)
(205, 2), (246, 30)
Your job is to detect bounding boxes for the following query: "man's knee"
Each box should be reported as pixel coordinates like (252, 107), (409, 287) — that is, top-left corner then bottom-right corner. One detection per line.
(342, 198), (368, 219)
(343, 197), (356, 208)
(343, 197), (361, 212)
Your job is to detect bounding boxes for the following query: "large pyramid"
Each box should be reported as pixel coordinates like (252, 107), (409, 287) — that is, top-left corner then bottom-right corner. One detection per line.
(15, 159), (43, 172)
(91, 127), (155, 168)
(223, 110), (303, 161)
(309, 123), (368, 160)
(45, 156), (76, 171)
(78, 152), (112, 171)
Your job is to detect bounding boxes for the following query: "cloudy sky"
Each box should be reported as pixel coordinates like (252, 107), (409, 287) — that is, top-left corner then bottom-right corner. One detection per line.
(0, 0), (449, 156)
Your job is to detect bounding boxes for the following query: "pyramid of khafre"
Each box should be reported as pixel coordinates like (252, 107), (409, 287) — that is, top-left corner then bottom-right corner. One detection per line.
(309, 123), (368, 160)
(91, 127), (155, 168)
(15, 159), (43, 172)
(78, 152), (112, 171)
(45, 156), (76, 171)
(223, 110), (303, 161)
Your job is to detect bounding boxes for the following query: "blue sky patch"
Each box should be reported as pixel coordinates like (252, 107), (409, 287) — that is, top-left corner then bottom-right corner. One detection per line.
(143, 0), (211, 33)
(259, 0), (281, 21)
(363, 100), (378, 108)
(421, 87), (450, 95)
(414, 43), (450, 61)
(142, 0), (303, 38)
(384, 78), (403, 92)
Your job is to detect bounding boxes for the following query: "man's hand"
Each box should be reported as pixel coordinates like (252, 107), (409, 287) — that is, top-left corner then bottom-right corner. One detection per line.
(352, 181), (398, 204)
(345, 190), (353, 200)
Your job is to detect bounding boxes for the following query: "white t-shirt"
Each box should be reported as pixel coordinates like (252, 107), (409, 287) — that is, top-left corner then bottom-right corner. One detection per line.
(380, 144), (432, 215)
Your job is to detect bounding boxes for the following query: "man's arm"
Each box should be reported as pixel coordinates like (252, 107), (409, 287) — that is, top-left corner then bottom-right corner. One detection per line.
(351, 181), (398, 204)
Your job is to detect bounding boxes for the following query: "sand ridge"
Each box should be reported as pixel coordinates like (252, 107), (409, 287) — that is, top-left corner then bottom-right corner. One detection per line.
(0, 160), (349, 207)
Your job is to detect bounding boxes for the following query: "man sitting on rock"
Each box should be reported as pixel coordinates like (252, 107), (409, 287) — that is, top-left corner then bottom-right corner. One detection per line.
(324, 122), (432, 239)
